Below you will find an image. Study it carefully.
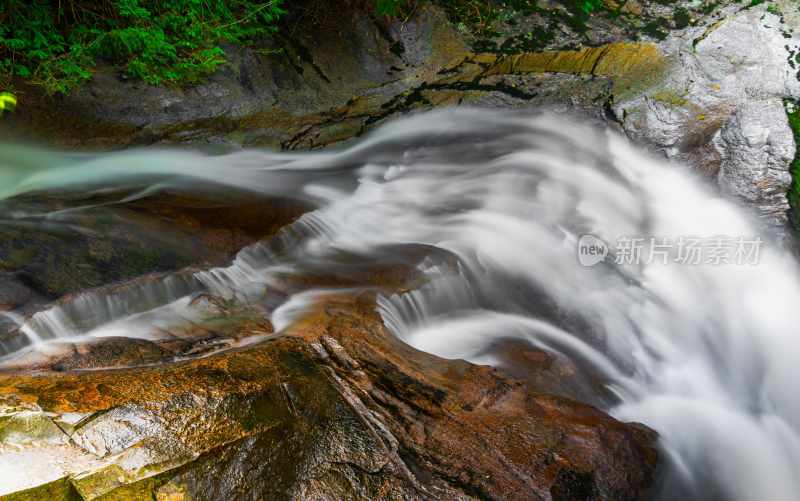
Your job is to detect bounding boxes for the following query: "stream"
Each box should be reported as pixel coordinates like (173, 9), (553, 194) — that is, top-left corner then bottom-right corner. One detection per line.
(1, 109), (798, 501)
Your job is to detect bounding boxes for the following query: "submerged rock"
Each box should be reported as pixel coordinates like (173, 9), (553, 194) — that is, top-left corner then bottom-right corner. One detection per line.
(0, 192), (307, 354)
(0, 193), (307, 300)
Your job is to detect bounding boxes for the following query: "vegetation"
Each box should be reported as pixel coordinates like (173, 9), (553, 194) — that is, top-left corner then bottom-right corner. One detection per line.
(1, 0), (660, 95)
(435, 0), (604, 37)
(786, 100), (800, 230)
(0, 91), (16, 113)
(1, 0), (286, 94)
(373, 0), (405, 16)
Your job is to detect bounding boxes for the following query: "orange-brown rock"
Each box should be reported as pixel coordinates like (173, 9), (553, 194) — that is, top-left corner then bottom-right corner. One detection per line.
(0, 292), (657, 500)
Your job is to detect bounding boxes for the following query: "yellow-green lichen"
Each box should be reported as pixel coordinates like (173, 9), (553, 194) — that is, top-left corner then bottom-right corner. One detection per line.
(650, 90), (689, 108)
(484, 42), (668, 100)
(785, 100), (800, 230)
(0, 478), (80, 501)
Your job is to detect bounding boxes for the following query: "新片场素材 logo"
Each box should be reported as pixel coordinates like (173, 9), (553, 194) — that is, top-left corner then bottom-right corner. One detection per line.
(577, 234), (763, 267)
(577, 234), (608, 267)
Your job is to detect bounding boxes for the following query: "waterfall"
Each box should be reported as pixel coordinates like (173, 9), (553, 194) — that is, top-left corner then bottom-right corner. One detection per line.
(1, 108), (798, 500)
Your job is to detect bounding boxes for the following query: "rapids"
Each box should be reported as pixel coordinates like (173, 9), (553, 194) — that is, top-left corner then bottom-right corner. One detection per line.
(1, 109), (798, 500)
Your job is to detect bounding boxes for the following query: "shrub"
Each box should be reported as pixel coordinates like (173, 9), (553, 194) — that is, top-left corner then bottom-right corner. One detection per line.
(0, 0), (286, 94)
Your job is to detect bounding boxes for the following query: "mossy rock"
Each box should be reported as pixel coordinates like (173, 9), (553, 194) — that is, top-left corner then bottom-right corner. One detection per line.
(487, 42), (669, 100)
(0, 478), (80, 501)
(0, 411), (66, 446)
(71, 465), (131, 501)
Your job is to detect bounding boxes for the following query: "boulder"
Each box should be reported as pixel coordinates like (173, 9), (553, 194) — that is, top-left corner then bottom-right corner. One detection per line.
(614, 3), (800, 227)
(0, 292), (658, 500)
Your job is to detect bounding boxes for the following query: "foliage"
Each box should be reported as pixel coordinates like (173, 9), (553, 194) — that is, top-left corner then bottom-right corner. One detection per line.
(373, 0), (405, 16)
(785, 100), (800, 230)
(434, 0), (609, 53)
(0, 0), (286, 94)
(1, 0), (662, 94)
(577, 0), (604, 15)
(0, 91), (16, 113)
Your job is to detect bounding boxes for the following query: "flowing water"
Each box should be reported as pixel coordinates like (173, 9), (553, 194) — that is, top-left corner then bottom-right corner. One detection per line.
(1, 109), (799, 500)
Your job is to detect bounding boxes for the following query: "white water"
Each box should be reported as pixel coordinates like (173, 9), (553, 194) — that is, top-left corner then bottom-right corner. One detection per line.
(2, 109), (799, 500)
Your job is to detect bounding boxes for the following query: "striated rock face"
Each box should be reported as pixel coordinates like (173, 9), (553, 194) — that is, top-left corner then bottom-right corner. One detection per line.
(0, 292), (658, 501)
(483, 42), (666, 99)
(714, 101), (795, 219)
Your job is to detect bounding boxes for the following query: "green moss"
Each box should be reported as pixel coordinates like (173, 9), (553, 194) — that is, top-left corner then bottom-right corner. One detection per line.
(0, 247), (37, 270)
(435, 0), (618, 53)
(1, 0), (287, 94)
(642, 18), (670, 40)
(87, 477), (167, 501)
(700, 0), (722, 14)
(0, 478), (81, 501)
(673, 7), (691, 28)
(786, 100), (800, 230)
(0, 412), (65, 445)
(71, 465), (130, 500)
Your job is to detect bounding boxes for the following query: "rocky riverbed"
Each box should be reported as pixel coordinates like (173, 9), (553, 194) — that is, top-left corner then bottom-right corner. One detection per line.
(0, 288), (658, 500)
(1, 0), (799, 499)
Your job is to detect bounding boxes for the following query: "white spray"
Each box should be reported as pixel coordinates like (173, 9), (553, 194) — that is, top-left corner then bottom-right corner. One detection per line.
(1, 109), (798, 500)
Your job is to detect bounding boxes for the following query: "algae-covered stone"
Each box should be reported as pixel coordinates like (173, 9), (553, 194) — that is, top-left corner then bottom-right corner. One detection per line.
(71, 465), (130, 500)
(0, 410), (67, 446)
(485, 42), (668, 100)
(0, 477), (79, 501)
(593, 43), (668, 99)
(154, 482), (189, 501)
(651, 90), (689, 108)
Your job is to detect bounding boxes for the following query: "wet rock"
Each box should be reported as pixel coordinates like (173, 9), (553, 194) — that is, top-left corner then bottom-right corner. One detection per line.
(0, 275), (38, 312)
(714, 100), (795, 220)
(0, 192), (307, 355)
(45, 338), (186, 372)
(0, 2), (629, 151)
(0, 193), (306, 301)
(0, 410), (67, 447)
(480, 337), (613, 408)
(0, 3), (467, 150)
(0, 292), (658, 500)
(483, 42), (667, 99)
(614, 3), (800, 227)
